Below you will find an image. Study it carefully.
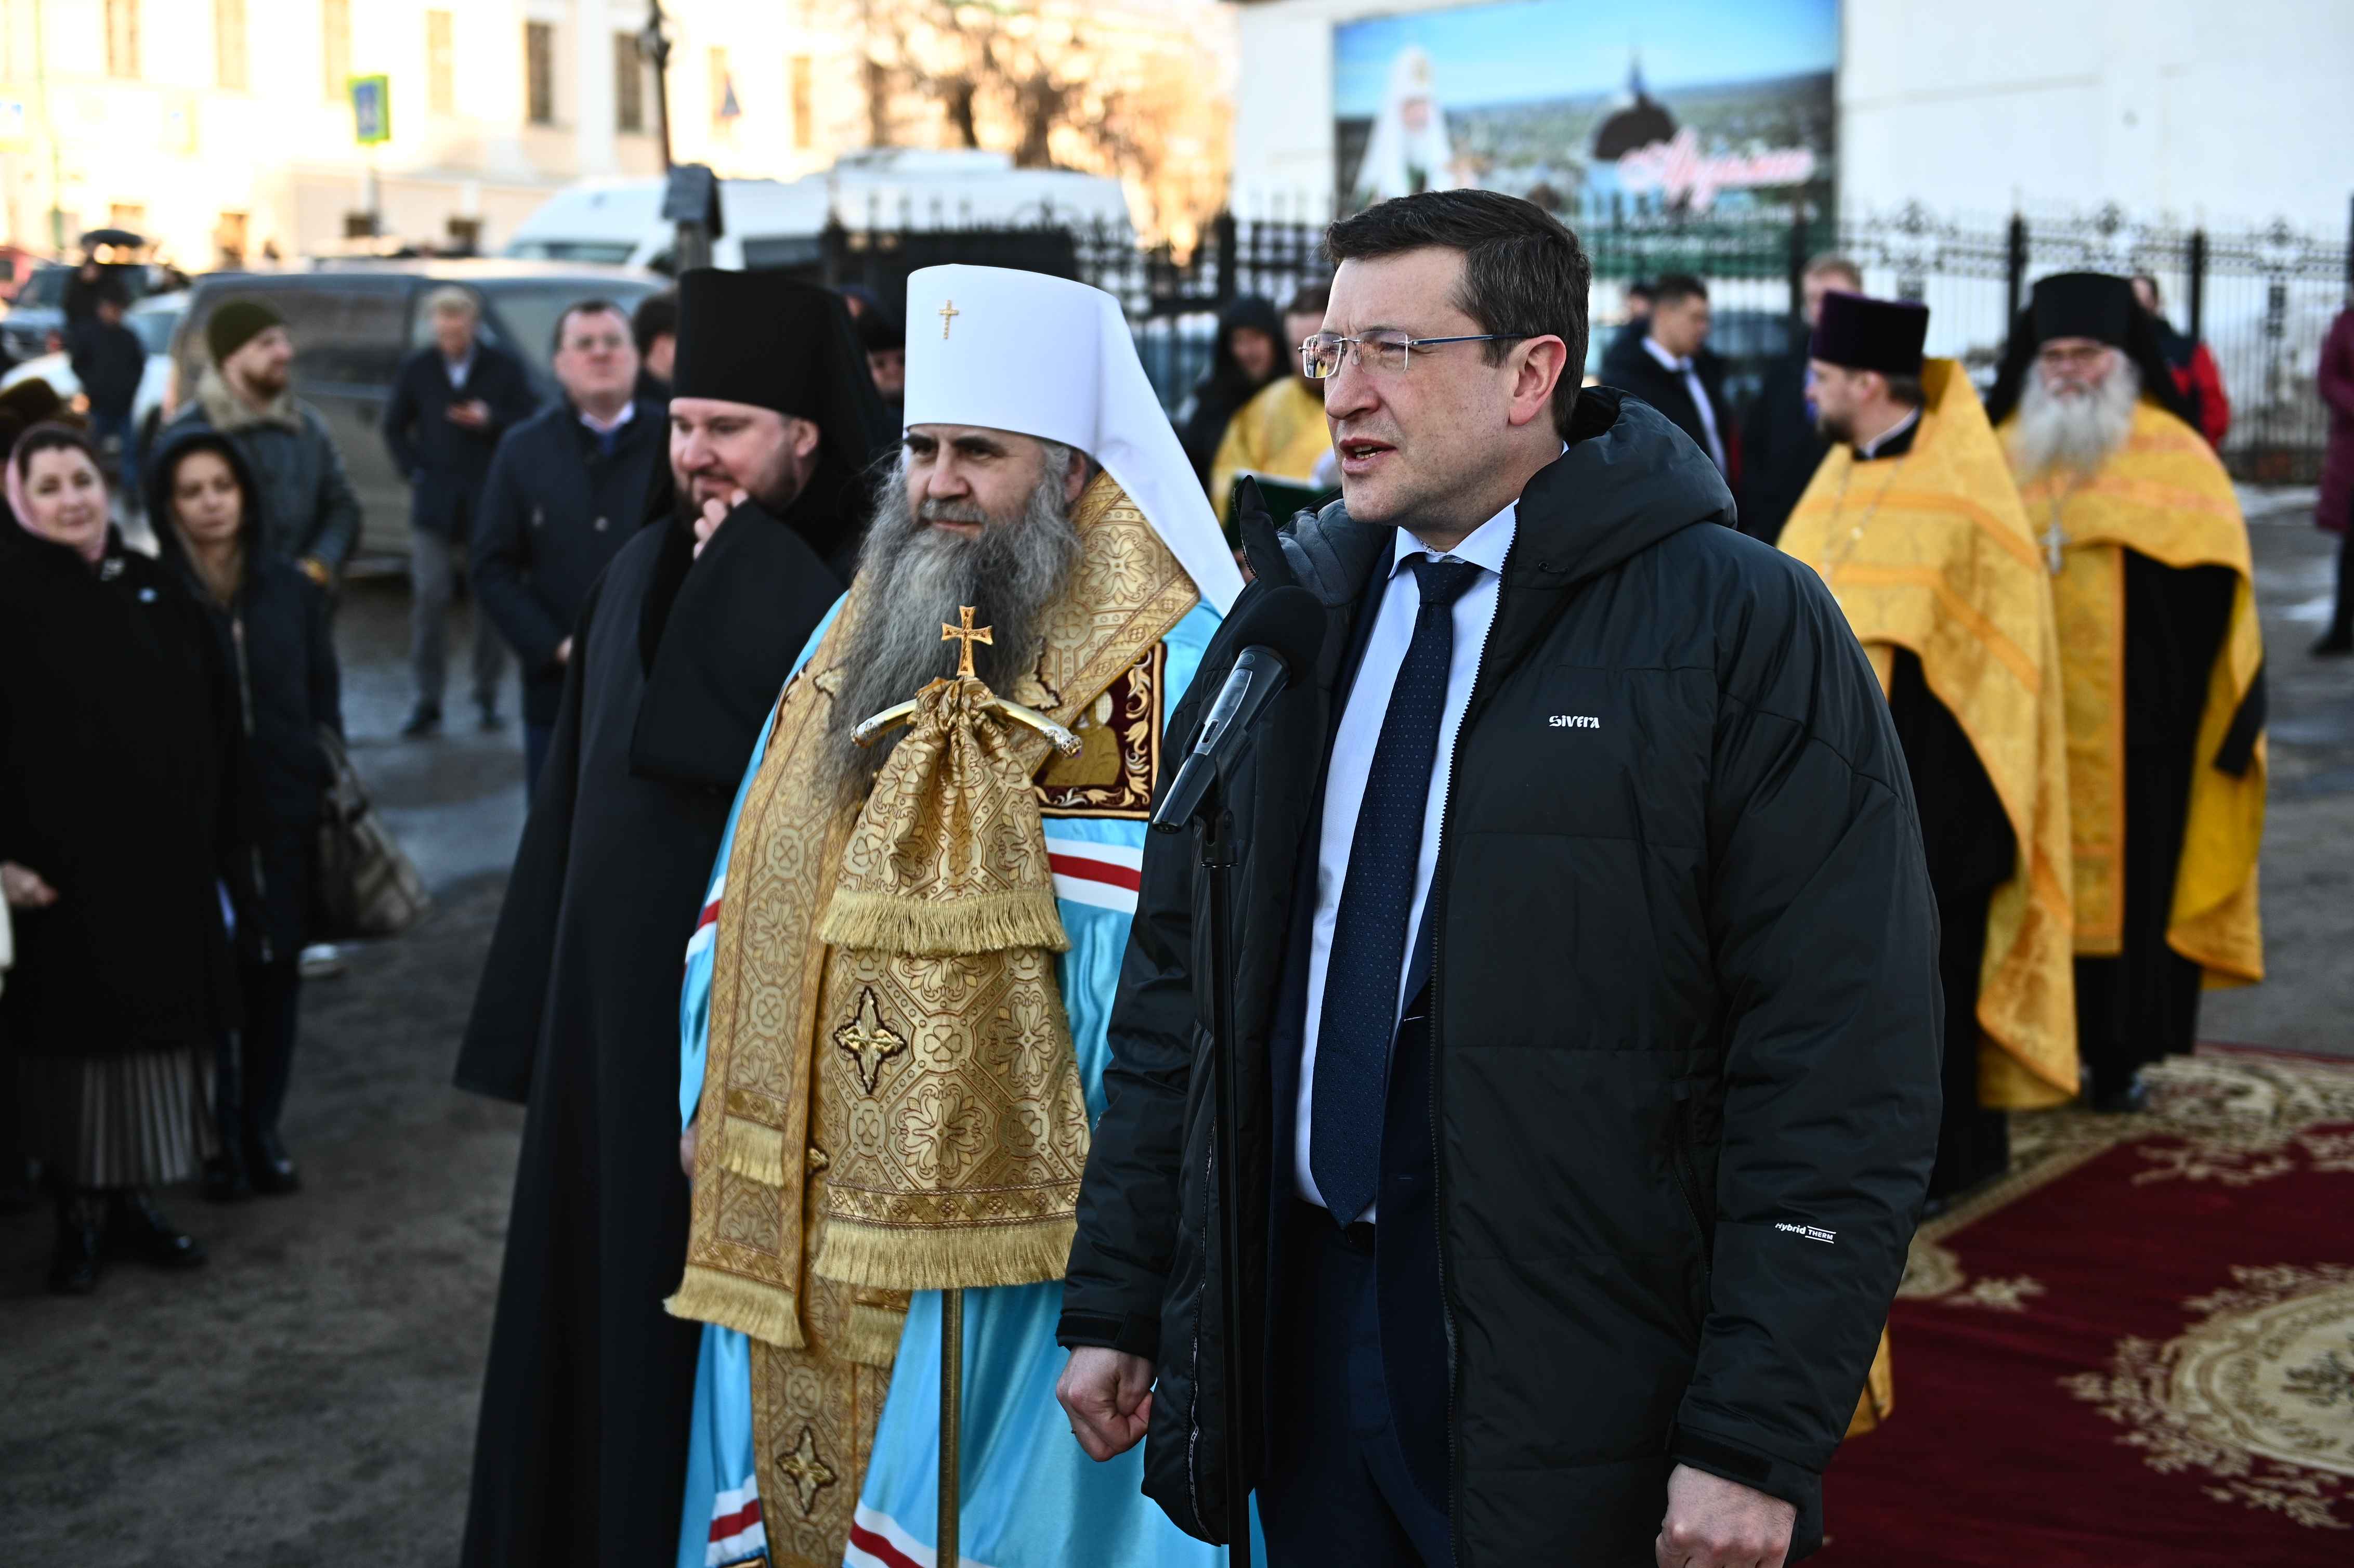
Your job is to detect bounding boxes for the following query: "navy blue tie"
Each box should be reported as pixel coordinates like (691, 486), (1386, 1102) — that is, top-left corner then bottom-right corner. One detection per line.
(1311, 555), (1484, 1223)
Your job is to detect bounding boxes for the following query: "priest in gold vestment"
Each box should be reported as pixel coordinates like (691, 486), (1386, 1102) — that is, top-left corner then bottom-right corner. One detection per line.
(668, 265), (1246, 1568)
(1209, 285), (1334, 528)
(1782, 291), (2078, 1204)
(1986, 271), (2265, 1112)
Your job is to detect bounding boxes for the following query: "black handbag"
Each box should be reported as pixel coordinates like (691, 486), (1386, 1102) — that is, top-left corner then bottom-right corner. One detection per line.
(310, 725), (429, 939)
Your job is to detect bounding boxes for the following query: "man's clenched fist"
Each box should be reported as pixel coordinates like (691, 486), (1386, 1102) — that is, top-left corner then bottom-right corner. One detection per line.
(1056, 1347), (1155, 1461)
(1655, 1463), (1796, 1568)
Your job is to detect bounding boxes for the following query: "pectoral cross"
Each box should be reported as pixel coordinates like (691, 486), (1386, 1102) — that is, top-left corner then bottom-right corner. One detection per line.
(941, 605), (992, 678)
(2042, 502), (2068, 576)
(938, 298), (960, 338)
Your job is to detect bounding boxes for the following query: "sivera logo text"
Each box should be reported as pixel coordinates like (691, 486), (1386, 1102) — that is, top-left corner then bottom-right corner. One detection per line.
(1549, 714), (1602, 729)
(1775, 1222), (1837, 1245)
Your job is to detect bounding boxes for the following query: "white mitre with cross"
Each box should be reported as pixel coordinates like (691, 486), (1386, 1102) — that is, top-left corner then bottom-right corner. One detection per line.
(901, 264), (1245, 615)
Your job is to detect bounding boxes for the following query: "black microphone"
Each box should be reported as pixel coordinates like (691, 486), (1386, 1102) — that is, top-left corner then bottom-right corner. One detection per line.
(1152, 585), (1326, 833)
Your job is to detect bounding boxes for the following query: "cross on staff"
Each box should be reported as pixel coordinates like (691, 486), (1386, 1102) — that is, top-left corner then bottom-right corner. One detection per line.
(941, 605), (992, 678)
(938, 298), (960, 338)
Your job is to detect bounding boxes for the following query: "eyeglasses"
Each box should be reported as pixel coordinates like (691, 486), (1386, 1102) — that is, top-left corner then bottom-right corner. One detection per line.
(1299, 331), (1531, 380)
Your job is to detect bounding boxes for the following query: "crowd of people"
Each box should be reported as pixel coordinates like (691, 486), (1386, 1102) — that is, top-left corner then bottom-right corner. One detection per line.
(2, 183), (2347, 1568)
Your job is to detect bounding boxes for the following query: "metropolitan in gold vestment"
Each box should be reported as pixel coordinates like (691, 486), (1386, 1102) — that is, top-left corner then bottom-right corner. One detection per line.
(668, 264), (1240, 1568)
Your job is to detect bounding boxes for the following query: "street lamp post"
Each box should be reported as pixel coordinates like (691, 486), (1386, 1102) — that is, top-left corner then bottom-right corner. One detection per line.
(640, 2), (674, 173)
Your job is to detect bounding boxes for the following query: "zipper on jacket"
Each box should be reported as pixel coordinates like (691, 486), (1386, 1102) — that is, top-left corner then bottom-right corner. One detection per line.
(1423, 566), (1511, 1567)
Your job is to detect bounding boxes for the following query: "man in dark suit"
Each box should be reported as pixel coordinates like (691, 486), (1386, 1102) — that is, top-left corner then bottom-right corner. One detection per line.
(1060, 193), (1941, 1568)
(1601, 270), (1731, 475)
(383, 285), (538, 736)
(473, 299), (666, 792)
(1739, 254), (1861, 545)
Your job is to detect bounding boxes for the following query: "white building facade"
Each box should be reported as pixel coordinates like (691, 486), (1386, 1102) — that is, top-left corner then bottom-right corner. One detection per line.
(0, 0), (853, 264)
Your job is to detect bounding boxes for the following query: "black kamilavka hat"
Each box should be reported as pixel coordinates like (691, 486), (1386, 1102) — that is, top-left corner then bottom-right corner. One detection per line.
(1809, 291), (1929, 376)
(669, 268), (891, 479)
(1984, 270), (2194, 426)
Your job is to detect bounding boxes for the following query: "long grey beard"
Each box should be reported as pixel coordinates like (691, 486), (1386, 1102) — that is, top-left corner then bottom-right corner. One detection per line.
(2013, 358), (2140, 479)
(817, 450), (1082, 802)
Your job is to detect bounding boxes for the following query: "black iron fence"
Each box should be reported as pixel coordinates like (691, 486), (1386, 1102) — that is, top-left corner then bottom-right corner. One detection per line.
(821, 201), (2352, 484)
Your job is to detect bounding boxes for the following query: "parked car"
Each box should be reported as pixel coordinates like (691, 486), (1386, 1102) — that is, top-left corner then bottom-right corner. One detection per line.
(503, 149), (1136, 276)
(1, 262), (172, 364)
(168, 259), (662, 563)
(2, 292), (186, 452)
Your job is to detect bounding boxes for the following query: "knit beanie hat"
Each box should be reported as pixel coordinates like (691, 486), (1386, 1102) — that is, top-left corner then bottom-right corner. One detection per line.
(206, 298), (285, 365)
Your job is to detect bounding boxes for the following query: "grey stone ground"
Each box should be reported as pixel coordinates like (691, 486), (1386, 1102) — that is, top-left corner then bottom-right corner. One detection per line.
(1, 499), (2347, 1565)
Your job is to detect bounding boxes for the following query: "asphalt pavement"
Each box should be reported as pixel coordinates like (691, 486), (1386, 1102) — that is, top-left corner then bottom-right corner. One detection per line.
(1, 503), (2348, 1564)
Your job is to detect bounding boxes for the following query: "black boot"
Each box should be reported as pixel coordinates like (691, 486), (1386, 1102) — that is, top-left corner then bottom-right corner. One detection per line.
(202, 1151), (252, 1203)
(401, 702), (443, 737)
(2089, 1067), (2150, 1115)
(104, 1190), (207, 1269)
(48, 1194), (104, 1296)
(245, 1130), (300, 1197)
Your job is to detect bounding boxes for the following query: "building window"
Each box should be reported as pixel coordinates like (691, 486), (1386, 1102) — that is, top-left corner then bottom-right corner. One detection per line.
(109, 202), (148, 234)
(614, 32), (645, 134)
(322, 0), (351, 103)
(789, 54), (813, 150)
(525, 21), (555, 126)
(427, 11), (455, 115)
(215, 0), (247, 92)
(104, 0), (139, 79)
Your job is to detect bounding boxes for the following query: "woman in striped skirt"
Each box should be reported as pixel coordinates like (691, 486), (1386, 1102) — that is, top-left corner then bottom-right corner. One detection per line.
(2, 423), (247, 1295)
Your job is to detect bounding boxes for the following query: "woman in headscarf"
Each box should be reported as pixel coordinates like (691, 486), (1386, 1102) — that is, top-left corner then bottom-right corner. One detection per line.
(0, 422), (246, 1294)
(149, 423), (343, 1201)
(1178, 294), (1284, 490)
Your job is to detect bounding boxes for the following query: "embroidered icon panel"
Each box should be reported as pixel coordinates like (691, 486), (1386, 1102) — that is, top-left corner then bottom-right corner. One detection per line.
(1035, 641), (1165, 819)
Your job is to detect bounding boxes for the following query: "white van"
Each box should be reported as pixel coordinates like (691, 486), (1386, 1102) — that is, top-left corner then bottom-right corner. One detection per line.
(503, 150), (1136, 273)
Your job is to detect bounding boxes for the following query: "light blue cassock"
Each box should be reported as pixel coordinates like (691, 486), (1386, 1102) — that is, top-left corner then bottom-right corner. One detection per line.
(676, 596), (1252, 1568)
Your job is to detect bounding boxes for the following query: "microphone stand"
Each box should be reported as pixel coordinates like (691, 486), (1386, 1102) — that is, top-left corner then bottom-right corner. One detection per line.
(1195, 800), (1253, 1568)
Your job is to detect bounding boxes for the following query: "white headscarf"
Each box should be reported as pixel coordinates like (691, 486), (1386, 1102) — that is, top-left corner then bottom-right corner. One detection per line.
(901, 264), (1244, 614)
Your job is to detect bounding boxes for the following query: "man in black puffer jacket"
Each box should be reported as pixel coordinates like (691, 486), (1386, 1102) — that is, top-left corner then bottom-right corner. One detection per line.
(1058, 191), (1941, 1568)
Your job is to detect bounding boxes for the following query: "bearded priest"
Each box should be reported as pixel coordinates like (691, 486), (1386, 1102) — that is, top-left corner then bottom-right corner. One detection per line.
(668, 265), (1246, 1568)
(1986, 271), (2266, 1113)
(1782, 291), (2078, 1208)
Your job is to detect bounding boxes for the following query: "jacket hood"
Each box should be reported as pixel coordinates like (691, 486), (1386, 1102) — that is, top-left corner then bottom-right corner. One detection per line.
(192, 363), (303, 435)
(1196, 295), (1286, 399)
(1271, 387), (1735, 603)
(146, 420), (269, 580)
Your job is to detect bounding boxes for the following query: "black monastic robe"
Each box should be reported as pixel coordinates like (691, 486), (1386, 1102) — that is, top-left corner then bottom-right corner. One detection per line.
(453, 475), (856, 1568)
(2077, 553), (2242, 1095)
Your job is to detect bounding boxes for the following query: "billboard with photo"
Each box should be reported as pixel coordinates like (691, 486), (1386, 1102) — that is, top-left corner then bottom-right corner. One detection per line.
(1334, 0), (1838, 220)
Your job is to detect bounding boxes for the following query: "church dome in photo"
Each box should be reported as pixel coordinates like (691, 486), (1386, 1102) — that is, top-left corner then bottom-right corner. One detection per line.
(1592, 56), (1677, 161)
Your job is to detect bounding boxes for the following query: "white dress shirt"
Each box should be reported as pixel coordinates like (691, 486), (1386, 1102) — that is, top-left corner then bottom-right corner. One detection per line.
(1294, 502), (1516, 1217)
(444, 345), (477, 390)
(579, 400), (637, 439)
(1642, 335), (1726, 471)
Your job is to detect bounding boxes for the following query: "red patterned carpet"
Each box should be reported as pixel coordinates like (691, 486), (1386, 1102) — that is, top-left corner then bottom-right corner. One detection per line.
(1818, 1047), (2354, 1566)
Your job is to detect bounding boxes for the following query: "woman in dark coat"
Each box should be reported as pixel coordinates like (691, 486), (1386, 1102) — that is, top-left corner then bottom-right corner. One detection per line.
(1, 423), (244, 1294)
(149, 423), (343, 1199)
(1178, 294), (1285, 489)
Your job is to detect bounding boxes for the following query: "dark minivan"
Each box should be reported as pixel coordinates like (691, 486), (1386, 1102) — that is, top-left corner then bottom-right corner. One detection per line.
(168, 260), (661, 563)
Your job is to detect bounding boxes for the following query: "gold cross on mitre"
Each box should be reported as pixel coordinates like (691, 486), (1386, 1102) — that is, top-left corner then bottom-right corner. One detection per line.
(938, 298), (960, 338)
(941, 605), (992, 678)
